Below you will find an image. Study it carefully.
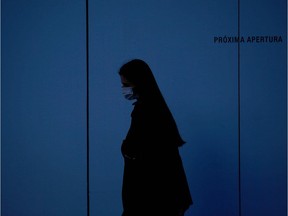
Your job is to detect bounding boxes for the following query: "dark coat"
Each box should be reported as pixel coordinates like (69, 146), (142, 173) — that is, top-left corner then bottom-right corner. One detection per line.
(121, 101), (192, 216)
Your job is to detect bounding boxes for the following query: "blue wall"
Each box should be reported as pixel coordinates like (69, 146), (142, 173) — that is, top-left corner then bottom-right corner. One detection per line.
(2, 0), (286, 216)
(2, 1), (87, 215)
(240, 0), (287, 215)
(89, 1), (239, 216)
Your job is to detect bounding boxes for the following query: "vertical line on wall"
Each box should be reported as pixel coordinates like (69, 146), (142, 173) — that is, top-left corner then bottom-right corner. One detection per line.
(85, 0), (90, 215)
(237, 0), (242, 215)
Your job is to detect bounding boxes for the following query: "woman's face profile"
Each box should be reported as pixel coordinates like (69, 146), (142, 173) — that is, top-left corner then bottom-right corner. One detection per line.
(120, 75), (138, 100)
(120, 75), (135, 88)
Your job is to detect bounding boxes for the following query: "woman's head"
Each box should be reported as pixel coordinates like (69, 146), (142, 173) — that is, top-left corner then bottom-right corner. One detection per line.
(119, 58), (186, 146)
(119, 59), (161, 102)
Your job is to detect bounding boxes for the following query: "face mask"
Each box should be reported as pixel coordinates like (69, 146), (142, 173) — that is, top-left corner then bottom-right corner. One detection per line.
(122, 87), (137, 100)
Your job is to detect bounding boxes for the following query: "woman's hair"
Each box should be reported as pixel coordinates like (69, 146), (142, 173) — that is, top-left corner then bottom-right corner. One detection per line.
(119, 59), (185, 146)
(119, 59), (162, 102)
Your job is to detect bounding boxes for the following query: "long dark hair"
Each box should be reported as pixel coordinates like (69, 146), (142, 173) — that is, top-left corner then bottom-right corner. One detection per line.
(119, 59), (185, 146)
(120, 59), (165, 102)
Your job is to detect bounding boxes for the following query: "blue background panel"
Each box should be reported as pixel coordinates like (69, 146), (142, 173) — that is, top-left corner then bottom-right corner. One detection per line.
(2, 1), (87, 215)
(240, 0), (287, 215)
(89, 1), (239, 216)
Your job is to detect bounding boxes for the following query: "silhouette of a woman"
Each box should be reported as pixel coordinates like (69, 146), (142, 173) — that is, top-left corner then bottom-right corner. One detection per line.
(119, 59), (192, 216)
